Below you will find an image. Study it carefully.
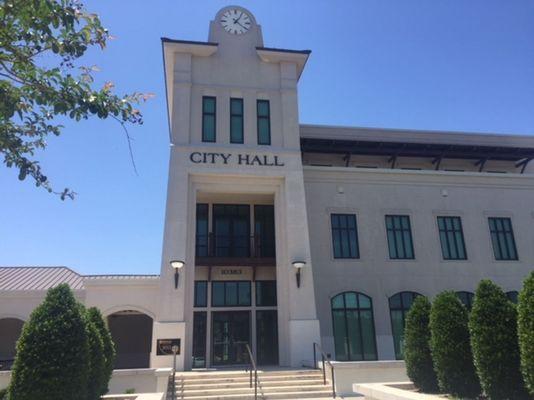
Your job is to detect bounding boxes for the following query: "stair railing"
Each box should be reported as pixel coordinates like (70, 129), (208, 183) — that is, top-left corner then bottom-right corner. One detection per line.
(245, 343), (258, 400)
(313, 342), (336, 398)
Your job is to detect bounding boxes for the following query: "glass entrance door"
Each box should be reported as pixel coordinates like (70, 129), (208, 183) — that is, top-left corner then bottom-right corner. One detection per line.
(212, 311), (251, 365)
(256, 310), (278, 365)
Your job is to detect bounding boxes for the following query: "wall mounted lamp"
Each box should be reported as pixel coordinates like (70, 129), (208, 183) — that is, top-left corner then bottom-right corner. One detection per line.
(292, 261), (306, 288)
(170, 260), (185, 289)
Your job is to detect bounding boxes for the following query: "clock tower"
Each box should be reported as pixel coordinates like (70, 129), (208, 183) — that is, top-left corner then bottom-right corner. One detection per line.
(155, 6), (320, 370)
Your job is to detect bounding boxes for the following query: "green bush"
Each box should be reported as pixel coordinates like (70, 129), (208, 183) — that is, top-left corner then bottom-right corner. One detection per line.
(84, 307), (106, 400)
(8, 284), (90, 400)
(518, 272), (534, 396)
(87, 306), (116, 396)
(469, 280), (529, 399)
(429, 291), (480, 398)
(0, 388), (7, 400)
(404, 296), (439, 393)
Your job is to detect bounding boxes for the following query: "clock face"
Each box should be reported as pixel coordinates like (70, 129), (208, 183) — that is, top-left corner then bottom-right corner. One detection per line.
(220, 9), (252, 35)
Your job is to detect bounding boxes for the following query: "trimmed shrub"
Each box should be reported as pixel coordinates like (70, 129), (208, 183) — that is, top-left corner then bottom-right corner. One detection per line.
(84, 307), (106, 400)
(87, 306), (116, 396)
(8, 284), (90, 400)
(404, 296), (439, 393)
(518, 272), (534, 395)
(469, 280), (529, 399)
(429, 291), (480, 398)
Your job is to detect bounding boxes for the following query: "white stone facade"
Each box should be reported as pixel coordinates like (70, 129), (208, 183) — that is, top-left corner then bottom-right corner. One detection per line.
(1, 6), (533, 372)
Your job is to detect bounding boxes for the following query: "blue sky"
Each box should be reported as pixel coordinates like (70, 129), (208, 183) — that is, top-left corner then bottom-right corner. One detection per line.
(1, 0), (533, 275)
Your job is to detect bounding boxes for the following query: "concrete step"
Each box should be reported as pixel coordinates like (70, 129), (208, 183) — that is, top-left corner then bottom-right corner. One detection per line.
(176, 369), (321, 380)
(178, 389), (334, 399)
(177, 374), (325, 384)
(180, 378), (326, 390)
(179, 384), (332, 396)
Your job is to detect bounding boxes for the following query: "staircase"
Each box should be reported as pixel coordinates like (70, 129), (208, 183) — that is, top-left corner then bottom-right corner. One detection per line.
(174, 368), (335, 399)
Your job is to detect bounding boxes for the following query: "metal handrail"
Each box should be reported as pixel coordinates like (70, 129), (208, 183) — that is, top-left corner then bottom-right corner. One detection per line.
(196, 233), (275, 258)
(245, 344), (258, 400)
(313, 342), (336, 398)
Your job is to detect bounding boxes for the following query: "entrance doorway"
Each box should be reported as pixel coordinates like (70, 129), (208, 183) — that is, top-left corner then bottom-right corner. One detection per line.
(212, 311), (250, 365)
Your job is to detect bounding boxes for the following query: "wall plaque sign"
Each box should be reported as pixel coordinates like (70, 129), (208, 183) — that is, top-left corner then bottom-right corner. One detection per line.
(156, 338), (181, 356)
(189, 152), (285, 167)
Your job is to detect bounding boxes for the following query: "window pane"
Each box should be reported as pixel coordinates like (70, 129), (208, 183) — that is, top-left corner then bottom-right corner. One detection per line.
(332, 294), (345, 309)
(489, 218), (518, 261)
(389, 293), (401, 309)
(345, 292), (358, 308)
(194, 281), (207, 307)
(230, 98), (243, 114)
(212, 282), (225, 306)
(258, 118), (270, 144)
(391, 310), (404, 359)
(225, 282), (238, 306)
(332, 310), (348, 361)
(386, 215), (414, 259)
(358, 294), (371, 309)
(257, 100), (269, 116)
(360, 310), (377, 360)
(331, 214), (359, 259)
(256, 281), (277, 306)
(230, 116), (243, 143)
(203, 115), (215, 142)
(203, 97), (215, 113)
(238, 282), (251, 306)
(332, 292), (377, 362)
(347, 310), (363, 361)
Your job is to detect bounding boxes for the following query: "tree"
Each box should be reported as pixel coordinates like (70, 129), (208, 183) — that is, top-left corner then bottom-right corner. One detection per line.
(0, 0), (150, 199)
(404, 296), (439, 393)
(469, 280), (529, 399)
(84, 307), (106, 400)
(8, 284), (90, 400)
(429, 291), (480, 398)
(87, 306), (116, 396)
(518, 272), (534, 396)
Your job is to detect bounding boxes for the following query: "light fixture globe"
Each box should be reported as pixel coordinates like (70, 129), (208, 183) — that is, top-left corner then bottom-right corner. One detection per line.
(292, 261), (306, 270)
(170, 260), (184, 289)
(292, 261), (306, 288)
(170, 260), (185, 270)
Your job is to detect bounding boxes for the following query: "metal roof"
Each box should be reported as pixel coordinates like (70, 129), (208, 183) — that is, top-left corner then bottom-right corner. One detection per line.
(0, 267), (84, 291)
(0, 267), (161, 291)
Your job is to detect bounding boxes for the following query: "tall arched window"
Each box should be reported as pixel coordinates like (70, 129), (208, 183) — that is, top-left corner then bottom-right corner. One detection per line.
(456, 291), (475, 310)
(331, 292), (377, 361)
(389, 291), (421, 360)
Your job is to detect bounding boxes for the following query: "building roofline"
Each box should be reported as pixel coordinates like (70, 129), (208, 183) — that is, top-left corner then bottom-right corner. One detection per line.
(160, 37), (218, 46)
(300, 123), (534, 147)
(255, 46), (311, 55)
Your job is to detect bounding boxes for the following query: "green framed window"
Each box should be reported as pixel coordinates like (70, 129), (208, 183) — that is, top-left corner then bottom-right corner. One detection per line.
(230, 98), (244, 144)
(331, 292), (377, 361)
(488, 217), (518, 261)
(437, 216), (467, 260)
(456, 291), (475, 310)
(331, 214), (359, 259)
(389, 292), (421, 360)
(195, 204), (209, 257)
(255, 281), (277, 307)
(212, 281), (251, 307)
(202, 96), (216, 142)
(256, 100), (271, 145)
(506, 291), (519, 304)
(194, 281), (208, 307)
(385, 215), (415, 259)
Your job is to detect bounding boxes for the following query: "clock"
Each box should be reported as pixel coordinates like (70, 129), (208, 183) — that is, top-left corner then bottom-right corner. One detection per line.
(220, 9), (252, 35)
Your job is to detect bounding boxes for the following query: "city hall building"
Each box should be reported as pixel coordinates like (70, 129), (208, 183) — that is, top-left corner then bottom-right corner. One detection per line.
(1, 6), (534, 375)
